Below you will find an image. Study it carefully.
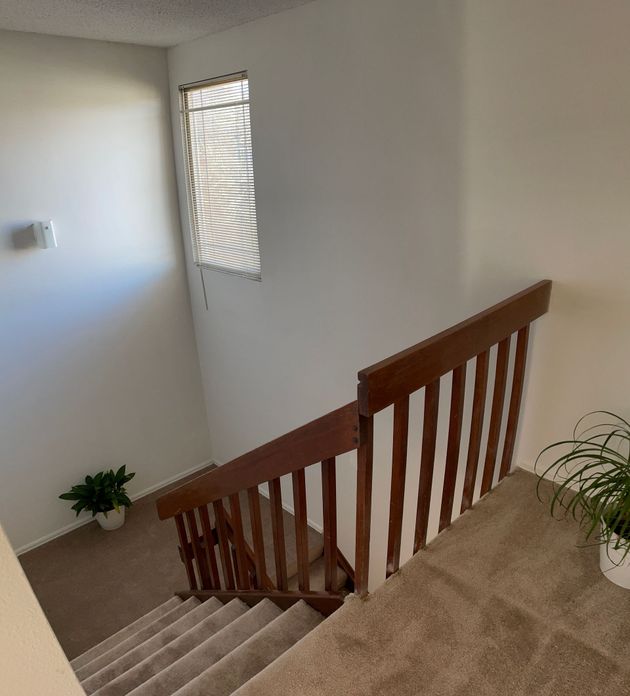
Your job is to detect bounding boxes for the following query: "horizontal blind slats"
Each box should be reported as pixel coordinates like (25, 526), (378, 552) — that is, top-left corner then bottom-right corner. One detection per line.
(181, 73), (260, 279)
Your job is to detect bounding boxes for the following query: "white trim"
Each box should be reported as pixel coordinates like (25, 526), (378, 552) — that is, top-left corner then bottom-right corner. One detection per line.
(257, 484), (324, 534)
(16, 459), (217, 556)
(518, 458), (580, 491)
(517, 460), (536, 475)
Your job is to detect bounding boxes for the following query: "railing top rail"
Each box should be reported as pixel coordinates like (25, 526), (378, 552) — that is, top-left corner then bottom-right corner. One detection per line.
(157, 401), (359, 520)
(357, 280), (552, 416)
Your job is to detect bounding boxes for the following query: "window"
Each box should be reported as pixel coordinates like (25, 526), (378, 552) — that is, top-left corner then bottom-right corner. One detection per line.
(180, 72), (261, 280)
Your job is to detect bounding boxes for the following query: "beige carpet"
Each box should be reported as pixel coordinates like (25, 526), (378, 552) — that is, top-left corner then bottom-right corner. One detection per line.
(68, 596), (323, 695)
(234, 470), (630, 695)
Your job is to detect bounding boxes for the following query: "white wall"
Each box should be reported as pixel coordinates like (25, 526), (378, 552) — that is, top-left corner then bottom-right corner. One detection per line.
(463, 0), (630, 468)
(168, 0), (630, 586)
(0, 30), (212, 552)
(168, 0), (465, 580)
(0, 522), (83, 694)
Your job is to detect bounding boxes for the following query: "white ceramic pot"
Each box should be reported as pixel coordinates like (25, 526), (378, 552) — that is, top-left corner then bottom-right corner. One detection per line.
(599, 532), (630, 589)
(95, 507), (125, 531)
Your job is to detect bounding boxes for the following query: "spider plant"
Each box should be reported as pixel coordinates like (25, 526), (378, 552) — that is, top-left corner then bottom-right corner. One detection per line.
(535, 411), (630, 563)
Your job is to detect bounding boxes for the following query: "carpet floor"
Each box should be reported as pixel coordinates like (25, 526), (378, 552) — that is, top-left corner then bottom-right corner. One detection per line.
(19, 466), (322, 660)
(235, 470), (630, 696)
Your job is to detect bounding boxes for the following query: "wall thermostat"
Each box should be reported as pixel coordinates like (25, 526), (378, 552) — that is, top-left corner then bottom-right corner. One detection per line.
(32, 220), (58, 249)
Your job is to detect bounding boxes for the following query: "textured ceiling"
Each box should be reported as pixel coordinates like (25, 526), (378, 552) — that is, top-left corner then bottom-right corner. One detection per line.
(0, 0), (315, 47)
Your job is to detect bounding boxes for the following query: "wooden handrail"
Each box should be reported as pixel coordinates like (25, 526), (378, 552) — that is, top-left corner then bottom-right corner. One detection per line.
(160, 280), (552, 608)
(354, 280), (552, 595)
(357, 280), (552, 416)
(157, 401), (359, 520)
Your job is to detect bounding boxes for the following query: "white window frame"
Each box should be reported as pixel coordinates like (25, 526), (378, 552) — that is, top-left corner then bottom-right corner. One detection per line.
(180, 71), (261, 281)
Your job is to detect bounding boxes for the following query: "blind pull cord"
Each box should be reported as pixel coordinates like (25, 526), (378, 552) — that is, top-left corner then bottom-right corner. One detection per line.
(200, 266), (209, 311)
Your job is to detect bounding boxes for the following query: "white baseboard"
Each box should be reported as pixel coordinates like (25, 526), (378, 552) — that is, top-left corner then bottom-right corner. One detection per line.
(16, 459), (217, 556)
(518, 458), (581, 493)
(257, 484), (324, 534)
(518, 460), (536, 475)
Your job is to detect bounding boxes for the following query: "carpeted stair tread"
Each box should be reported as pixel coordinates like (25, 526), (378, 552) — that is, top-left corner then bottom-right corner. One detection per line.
(70, 597), (182, 671)
(81, 597), (224, 694)
(76, 597), (200, 681)
(126, 598), (283, 696)
(172, 600), (324, 696)
(91, 599), (249, 696)
(284, 540), (324, 586)
(288, 555), (348, 592)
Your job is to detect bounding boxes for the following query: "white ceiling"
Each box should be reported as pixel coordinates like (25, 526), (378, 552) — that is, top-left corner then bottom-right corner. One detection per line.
(0, 0), (316, 47)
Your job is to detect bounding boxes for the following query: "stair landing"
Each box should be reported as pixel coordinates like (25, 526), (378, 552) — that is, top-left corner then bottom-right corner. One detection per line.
(234, 471), (630, 695)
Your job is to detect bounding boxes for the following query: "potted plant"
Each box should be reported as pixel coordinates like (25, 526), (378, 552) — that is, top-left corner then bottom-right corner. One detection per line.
(536, 411), (630, 589)
(59, 466), (135, 531)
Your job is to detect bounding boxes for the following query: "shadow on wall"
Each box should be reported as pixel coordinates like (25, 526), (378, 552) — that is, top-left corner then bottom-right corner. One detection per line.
(9, 223), (38, 251)
(0, 29), (210, 552)
(0, 261), (200, 548)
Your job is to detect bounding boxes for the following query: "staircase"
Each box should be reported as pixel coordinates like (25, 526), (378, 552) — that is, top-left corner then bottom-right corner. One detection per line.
(71, 596), (323, 695)
(69, 281), (552, 695)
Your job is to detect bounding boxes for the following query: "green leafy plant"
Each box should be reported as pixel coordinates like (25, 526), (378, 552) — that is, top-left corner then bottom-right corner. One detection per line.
(59, 466), (135, 517)
(536, 411), (630, 563)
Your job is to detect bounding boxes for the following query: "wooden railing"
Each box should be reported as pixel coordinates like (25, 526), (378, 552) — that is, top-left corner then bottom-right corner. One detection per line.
(354, 279), (552, 594)
(156, 402), (359, 615)
(157, 280), (551, 608)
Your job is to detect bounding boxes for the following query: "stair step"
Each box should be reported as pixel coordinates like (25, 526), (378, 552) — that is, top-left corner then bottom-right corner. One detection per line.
(288, 555), (348, 592)
(70, 596), (182, 671)
(91, 599), (249, 696)
(126, 598), (283, 696)
(76, 597), (200, 682)
(171, 600), (323, 696)
(285, 540), (324, 585)
(82, 597), (223, 694)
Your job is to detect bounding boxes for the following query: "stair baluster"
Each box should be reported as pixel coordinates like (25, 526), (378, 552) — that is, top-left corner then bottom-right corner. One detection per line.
(158, 280), (552, 609)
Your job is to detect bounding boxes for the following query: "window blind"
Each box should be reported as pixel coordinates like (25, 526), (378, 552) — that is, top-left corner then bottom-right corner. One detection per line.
(181, 72), (261, 280)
